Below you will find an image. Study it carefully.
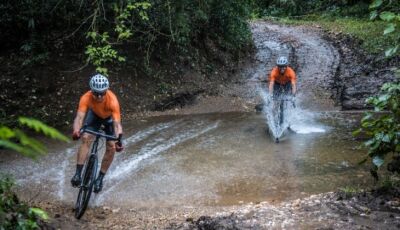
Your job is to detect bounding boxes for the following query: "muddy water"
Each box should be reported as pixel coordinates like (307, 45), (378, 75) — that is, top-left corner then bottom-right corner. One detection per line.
(0, 111), (371, 210)
(0, 22), (370, 211)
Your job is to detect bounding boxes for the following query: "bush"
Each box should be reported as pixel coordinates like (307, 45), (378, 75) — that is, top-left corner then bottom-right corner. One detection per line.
(354, 73), (400, 179)
(0, 176), (49, 229)
(0, 0), (254, 74)
(0, 118), (68, 228)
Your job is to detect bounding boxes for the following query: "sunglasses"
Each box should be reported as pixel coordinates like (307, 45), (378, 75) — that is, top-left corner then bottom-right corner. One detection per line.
(92, 91), (106, 97)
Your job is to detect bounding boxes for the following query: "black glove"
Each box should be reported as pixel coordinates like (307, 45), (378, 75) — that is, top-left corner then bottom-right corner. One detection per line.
(115, 134), (124, 152)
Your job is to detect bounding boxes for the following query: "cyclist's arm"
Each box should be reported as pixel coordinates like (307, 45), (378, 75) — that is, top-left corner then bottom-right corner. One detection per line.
(269, 80), (274, 94)
(289, 68), (297, 95)
(110, 97), (122, 137)
(113, 121), (123, 137)
(73, 111), (86, 133)
(268, 69), (277, 95)
(291, 79), (296, 95)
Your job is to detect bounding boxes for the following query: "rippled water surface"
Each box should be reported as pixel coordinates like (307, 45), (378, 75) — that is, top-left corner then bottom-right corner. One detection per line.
(0, 111), (371, 208)
(0, 22), (372, 210)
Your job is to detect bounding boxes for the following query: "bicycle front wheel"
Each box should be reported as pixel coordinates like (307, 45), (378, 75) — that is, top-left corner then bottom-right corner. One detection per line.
(75, 154), (98, 219)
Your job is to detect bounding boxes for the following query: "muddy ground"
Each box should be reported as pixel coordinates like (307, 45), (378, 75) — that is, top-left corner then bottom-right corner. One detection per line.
(33, 187), (400, 229)
(4, 20), (400, 229)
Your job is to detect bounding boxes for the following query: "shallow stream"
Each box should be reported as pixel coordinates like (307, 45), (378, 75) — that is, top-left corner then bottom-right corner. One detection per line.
(0, 22), (373, 212)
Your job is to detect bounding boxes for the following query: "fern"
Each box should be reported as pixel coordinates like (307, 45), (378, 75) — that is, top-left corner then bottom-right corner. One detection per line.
(19, 117), (69, 142)
(0, 117), (69, 159)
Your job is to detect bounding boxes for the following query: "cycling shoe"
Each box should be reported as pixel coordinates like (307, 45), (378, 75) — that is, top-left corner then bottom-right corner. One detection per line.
(71, 174), (81, 187)
(93, 177), (103, 193)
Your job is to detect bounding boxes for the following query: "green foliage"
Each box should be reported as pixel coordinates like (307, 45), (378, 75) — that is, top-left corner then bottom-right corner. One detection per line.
(339, 185), (363, 197)
(0, 117), (67, 228)
(252, 0), (370, 18)
(84, 1), (151, 75)
(208, 0), (252, 50)
(369, 0), (400, 57)
(354, 73), (400, 178)
(1, 0), (253, 74)
(0, 176), (48, 230)
(0, 117), (69, 159)
(275, 17), (396, 55)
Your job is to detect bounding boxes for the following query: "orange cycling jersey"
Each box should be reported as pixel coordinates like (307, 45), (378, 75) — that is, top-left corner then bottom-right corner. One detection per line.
(78, 90), (121, 122)
(269, 66), (296, 85)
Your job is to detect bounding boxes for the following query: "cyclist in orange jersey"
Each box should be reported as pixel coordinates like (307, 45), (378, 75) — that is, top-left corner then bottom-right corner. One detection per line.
(71, 74), (124, 193)
(268, 56), (297, 97)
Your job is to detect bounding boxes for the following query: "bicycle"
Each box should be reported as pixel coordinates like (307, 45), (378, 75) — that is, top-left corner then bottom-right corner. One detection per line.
(74, 127), (119, 219)
(271, 95), (295, 143)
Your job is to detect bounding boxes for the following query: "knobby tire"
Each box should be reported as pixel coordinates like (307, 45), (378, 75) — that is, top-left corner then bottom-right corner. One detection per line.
(75, 154), (97, 219)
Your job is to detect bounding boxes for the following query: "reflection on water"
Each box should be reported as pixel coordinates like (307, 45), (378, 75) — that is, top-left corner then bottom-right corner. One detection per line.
(0, 112), (372, 208)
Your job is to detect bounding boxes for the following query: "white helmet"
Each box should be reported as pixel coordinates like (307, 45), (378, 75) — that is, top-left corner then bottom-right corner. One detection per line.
(89, 74), (109, 93)
(276, 56), (288, 66)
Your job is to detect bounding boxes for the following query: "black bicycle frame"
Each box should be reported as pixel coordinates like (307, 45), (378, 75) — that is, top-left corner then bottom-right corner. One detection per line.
(74, 128), (118, 219)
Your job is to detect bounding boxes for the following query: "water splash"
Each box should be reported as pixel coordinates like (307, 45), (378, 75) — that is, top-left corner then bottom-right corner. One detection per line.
(259, 88), (326, 140)
(108, 121), (219, 181)
(96, 121), (220, 205)
(124, 120), (181, 147)
(259, 89), (295, 139)
(54, 147), (77, 200)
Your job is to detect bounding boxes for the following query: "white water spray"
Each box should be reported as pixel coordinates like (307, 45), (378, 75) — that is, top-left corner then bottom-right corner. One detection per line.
(259, 88), (326, 140)
(259, 88), (295, 139)
(96, 121), (220, 205)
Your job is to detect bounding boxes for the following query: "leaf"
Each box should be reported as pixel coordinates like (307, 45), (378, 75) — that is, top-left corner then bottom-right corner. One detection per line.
(369, 0), (382, 9)
(382, 134), (391, 143)
(14, 129), (46, 154)
(383, 23), (395, 35)
(380, 12), (396, 21)
(361, 113), (372, 123)
(0, 140), (42, 159)
(29, 208), (49, 220)
(372, 155), (384, 167)
(385, 45), (399, 57)
(370, 10), (378, 20)
(352, 128), (362, 136)
(18, 117), (69, 142)
(364, 138), (374, 146)
(378, 94), (390, 102)
(0, 126), (15, 139)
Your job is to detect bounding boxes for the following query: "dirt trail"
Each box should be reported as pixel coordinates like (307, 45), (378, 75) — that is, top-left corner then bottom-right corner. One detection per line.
(5, 20), (399, 229)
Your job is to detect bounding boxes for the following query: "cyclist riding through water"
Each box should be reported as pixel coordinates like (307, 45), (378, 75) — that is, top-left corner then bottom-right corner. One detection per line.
(268, 56), (297, 98)
(71, 74), (124, 193)
(268, 56), (297, 140)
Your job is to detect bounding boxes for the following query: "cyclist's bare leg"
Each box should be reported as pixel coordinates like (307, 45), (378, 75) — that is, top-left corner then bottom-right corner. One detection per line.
(93, 141), (116, 193)
(100, 141), (116, 173)
(71, 133), (94, 187)
(77, 134), (94, 164)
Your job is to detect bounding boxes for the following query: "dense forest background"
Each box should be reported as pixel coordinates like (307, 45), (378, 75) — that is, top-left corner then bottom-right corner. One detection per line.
(0, 0), (398, 127)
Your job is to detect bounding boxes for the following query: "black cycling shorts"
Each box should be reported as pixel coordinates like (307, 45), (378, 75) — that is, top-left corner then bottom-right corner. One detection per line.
(83, 109), (115, 141)
(273, 83), (292, 99)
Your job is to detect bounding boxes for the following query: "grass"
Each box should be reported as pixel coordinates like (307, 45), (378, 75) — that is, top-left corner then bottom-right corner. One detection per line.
(265, 16), (398, 55)
(339, 185), (363, 196)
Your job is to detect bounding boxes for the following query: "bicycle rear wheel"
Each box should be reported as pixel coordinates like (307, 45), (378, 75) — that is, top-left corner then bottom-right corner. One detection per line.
(75, 154), (98, 219)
